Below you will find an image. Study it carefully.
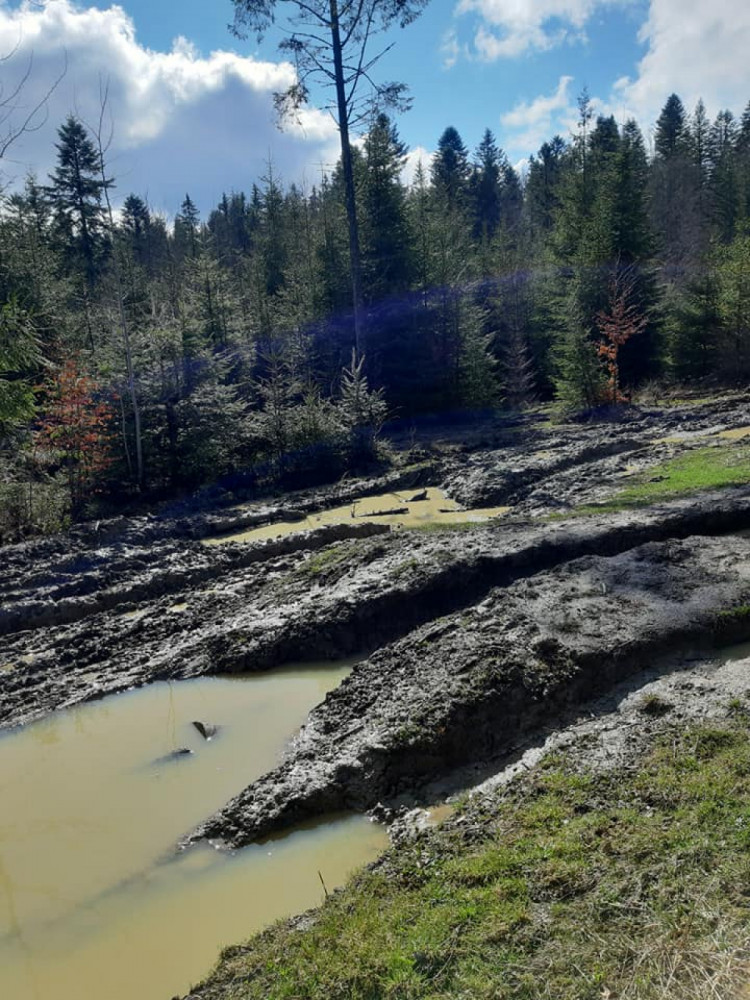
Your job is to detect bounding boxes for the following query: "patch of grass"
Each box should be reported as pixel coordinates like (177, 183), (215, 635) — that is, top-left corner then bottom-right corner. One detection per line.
(718, 604), (750, 622)
(299, 543), (356, 579)
(638, 693), (673, 717)
(193, 719), (750, 1000)
(560, 443), (750, 517)
(391, 557), (420, 580)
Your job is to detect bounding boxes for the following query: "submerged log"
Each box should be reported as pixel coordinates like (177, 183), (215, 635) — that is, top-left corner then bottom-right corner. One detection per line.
(357, 507), (409, 518)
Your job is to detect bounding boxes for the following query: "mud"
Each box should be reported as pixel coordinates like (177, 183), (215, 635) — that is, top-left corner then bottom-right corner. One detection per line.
(4, 392), (750, 851)
(186, 533), (750, 847)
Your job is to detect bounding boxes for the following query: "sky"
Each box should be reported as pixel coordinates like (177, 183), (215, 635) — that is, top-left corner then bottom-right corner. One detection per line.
(0, 0), (747, 216)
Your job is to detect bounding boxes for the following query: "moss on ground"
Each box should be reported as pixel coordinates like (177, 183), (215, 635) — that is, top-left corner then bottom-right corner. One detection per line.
(561, 443), (750, 517)
(299, 543), (358, 580)
(192, 716), (750, 1000)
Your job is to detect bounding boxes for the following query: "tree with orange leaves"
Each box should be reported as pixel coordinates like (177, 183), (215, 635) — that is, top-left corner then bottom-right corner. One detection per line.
(595, 265), (649, 405)
(35, 358), (115, 518)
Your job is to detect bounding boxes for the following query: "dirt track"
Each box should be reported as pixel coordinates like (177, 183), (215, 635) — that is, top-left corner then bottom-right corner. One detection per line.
(4, 395), (750, 852)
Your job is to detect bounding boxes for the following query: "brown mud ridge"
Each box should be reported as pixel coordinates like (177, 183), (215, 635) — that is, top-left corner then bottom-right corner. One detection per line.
(3, 395), (750, 851)
(188, 532), (750, 848)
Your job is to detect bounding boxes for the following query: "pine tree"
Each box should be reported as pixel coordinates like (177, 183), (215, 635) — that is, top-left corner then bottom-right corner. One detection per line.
(502, 326), (536, 410)
(173, 194), (200, 260)
(0, 297), (41, 440)
(47, 115), (111, 289)
(737, 100), (750, 223)
(432, 127), (470, 208)
(715, 234), (750, 378)
(655, 94), (688, 159)
(650, 94), (700, 269)
(338, 350), (387, 462)
(524, 136), (565, 238)
(471, 129), (502, 240)
(709, 110), (740, 242)
(667, 273), (721, 382)
(361, 113), (413, 303)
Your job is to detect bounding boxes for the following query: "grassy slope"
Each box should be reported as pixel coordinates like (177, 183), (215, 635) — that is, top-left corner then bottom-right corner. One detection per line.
(192, 711), (750, 1000)
(565, 442), (750, 517)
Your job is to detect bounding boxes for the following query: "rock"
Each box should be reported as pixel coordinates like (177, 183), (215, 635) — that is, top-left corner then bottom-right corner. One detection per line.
(192, 721), (219, 741)
(152, 747), (193, 766)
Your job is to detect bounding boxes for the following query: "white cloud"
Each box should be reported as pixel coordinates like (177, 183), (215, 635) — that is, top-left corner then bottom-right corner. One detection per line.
(456, 0), (634, 59)
(401, 145), (433, 186)
(613, 0), (750, 130)
(0, 0), (339, 213)
(440, 29), (461, 69)
(500, 75), (576, 154)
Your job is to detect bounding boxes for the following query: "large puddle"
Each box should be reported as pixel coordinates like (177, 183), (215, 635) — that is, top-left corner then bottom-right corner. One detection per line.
(203, 487), (510, 546)
(0, 664), (387, 1000)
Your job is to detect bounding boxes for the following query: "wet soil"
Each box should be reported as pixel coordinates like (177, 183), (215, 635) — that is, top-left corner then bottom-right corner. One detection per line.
(4, 393), (750, 854)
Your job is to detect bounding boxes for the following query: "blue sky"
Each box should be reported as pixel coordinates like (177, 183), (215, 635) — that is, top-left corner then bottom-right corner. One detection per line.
(78, 0), (648, 156)
(0, 0), (747, 213)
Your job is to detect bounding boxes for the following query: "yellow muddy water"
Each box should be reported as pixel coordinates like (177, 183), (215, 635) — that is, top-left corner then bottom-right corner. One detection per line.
(0, 664), (387, 1000)
(655, 425), (750, 446)
(718, 425), (750, 441)
(203, 487), (510, 546)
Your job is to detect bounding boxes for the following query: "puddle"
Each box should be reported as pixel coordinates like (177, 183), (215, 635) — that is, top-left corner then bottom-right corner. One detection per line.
(203, 488), (510, 546)
(0, 662), (387, 1000)
(717, 639), (750, 663)
(718, 426), (750, 441)
(425, 802), (455, 826)
(655, 426), (750, 446)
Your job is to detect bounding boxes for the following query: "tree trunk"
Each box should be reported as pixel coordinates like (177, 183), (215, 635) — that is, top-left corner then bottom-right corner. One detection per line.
(329, 0), (364, 357)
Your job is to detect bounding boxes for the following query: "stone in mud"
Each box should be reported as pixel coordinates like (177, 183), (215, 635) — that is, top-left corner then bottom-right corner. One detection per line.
(152, 747), (194, 766)
(192, 721), (219, 740)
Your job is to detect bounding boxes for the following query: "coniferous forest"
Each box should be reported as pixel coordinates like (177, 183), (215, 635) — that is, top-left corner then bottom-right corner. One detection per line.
(2, 90), (750, 540)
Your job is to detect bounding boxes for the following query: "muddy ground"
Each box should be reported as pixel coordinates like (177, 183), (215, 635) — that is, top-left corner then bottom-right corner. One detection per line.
(3, 394), (750, 855)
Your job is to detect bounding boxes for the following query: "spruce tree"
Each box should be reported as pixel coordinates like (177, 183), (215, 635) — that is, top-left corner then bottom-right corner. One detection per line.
(655, 94), (688, 159)
(709, 110), (740, 242)
(432, 127), (470, 208)
(47, 115), (111, 288)
(471, 129), (502, 240)
(174, 194), (200, 260)
(361, 113), (413, 303)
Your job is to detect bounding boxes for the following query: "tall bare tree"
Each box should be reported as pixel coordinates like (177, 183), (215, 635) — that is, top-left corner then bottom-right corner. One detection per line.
(230, 0), (429, 354)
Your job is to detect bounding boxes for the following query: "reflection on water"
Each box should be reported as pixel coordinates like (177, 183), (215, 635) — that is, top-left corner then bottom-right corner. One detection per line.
(0, 664), (387, 1000)
(203, 487), (510, 546)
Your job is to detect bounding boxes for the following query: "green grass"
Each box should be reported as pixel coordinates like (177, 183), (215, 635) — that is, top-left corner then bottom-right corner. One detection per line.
(562, 443), (750, 517)
(299, 543), (357, 579)
(194, 717), (750, 1000)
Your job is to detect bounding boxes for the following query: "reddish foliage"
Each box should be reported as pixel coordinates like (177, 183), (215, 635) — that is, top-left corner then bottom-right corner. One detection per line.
(35, 359), (115, 515)
(596, 268), (648, 405)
